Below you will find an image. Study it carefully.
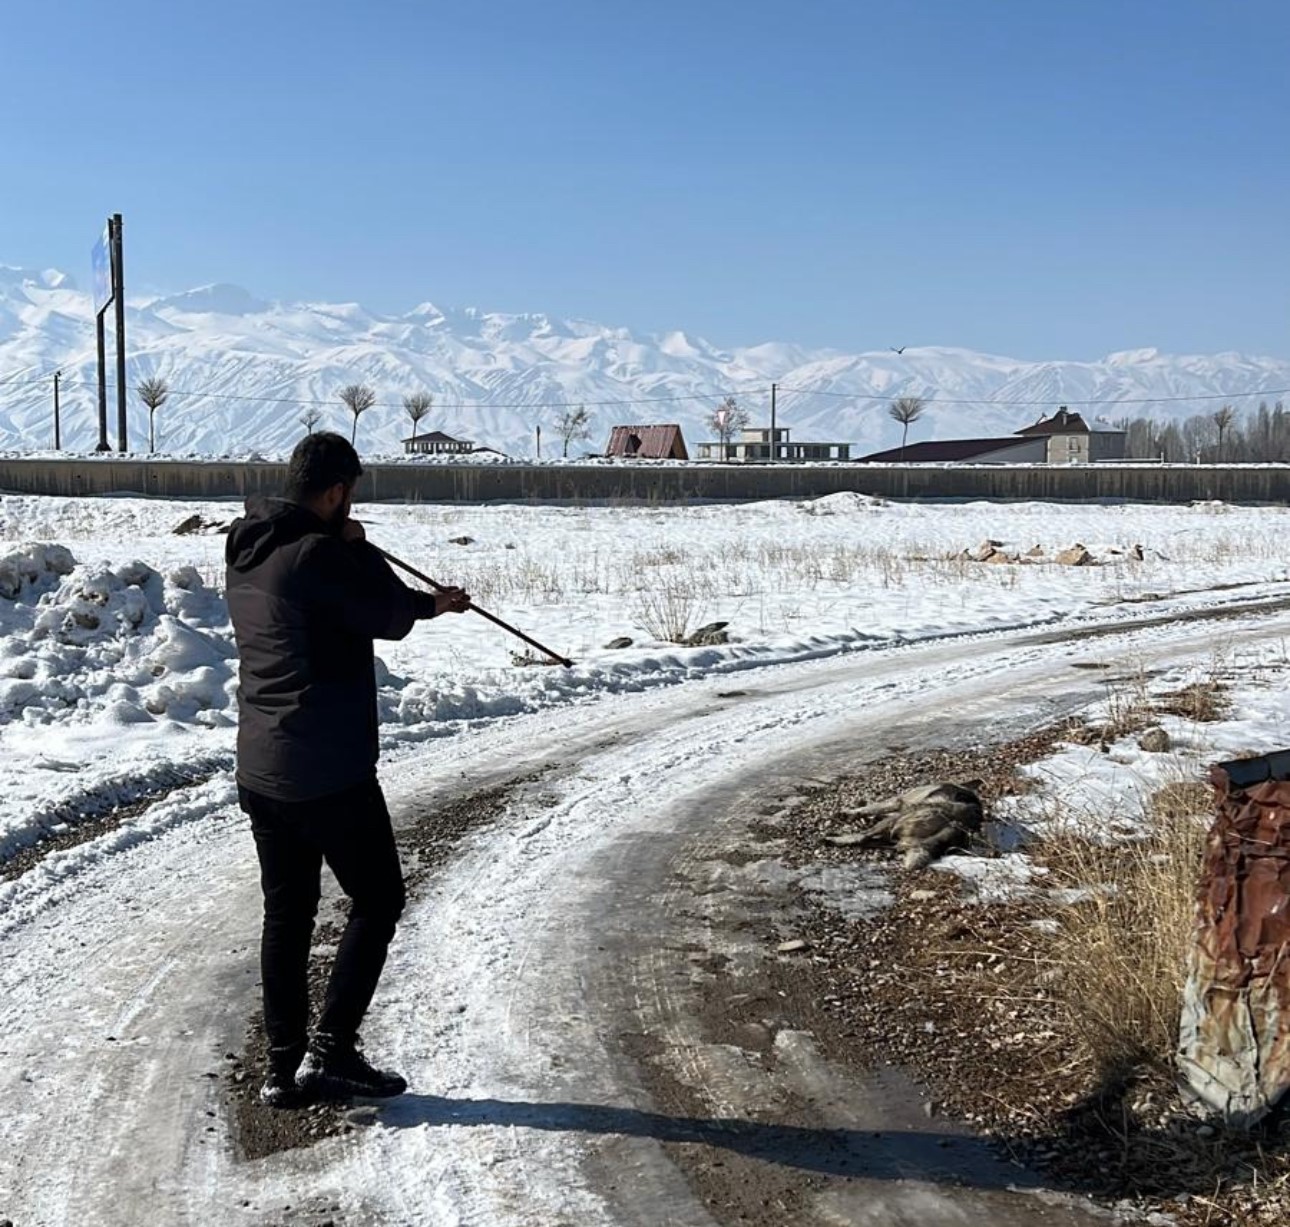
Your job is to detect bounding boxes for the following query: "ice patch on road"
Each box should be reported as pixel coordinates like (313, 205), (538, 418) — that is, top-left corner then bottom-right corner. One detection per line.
(797, 862), (894, 920)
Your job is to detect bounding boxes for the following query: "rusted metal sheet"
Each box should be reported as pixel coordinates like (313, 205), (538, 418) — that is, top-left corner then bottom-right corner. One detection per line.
(1178, 754), (1290, 1127)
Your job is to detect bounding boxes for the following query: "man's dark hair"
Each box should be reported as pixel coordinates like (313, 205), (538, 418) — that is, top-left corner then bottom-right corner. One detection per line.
(284, 432), (363, 502)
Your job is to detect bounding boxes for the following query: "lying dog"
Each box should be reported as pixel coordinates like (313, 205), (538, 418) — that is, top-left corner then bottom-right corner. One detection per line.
(826, 780), (984, 870)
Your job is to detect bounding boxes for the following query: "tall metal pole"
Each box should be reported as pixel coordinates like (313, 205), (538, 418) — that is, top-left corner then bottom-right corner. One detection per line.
(770, 382), (777, 462)
(53, 371), (61, 451)
(95, 311), (109, 451)
(111, 213), (127, 452)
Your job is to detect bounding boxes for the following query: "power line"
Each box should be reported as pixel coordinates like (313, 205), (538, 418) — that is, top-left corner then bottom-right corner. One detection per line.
(776, 384), (1290, 407)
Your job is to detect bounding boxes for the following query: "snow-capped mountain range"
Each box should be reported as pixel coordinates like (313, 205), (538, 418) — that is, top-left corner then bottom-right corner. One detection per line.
(2, 265), (1287, 458)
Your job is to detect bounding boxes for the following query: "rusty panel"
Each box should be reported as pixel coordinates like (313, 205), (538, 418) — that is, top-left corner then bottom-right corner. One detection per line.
(1178, 762), (1290, 1126)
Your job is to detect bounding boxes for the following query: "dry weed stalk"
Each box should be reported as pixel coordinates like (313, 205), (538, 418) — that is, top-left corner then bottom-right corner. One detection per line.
(1042, 781), (1209, 1081)
(636, 574), (709, 643)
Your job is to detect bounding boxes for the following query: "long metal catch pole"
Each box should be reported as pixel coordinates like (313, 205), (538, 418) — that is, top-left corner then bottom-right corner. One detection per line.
(373, 544), (574, 668)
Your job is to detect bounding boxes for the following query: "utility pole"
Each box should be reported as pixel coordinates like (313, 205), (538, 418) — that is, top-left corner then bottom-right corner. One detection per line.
(53, 371), (61, 451)
(111, 213), (127, 452)
(769, 382), (777, 462)
(535, 423), (542, 459)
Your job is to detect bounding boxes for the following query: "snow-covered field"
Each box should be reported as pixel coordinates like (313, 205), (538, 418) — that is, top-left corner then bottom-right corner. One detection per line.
(8, 489), (1290, 1225)
(3, 490), (1290, 870)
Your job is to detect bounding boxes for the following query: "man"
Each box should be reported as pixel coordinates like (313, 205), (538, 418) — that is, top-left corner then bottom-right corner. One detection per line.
(225, 432), (469, 1107)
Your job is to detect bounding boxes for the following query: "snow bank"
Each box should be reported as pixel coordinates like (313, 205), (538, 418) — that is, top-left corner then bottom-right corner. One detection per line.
(0, 542), (74, 600)
(0, 549), (236, 729)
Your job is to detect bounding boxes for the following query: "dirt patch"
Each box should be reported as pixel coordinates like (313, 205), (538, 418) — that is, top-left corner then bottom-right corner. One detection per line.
(627, 719), (1289, 1226)
(621, 737), (1065, 1225)
(750, 741), (1290, 1226)
(226, 781), (524, 1161)
(640, 1083), (831, 1222)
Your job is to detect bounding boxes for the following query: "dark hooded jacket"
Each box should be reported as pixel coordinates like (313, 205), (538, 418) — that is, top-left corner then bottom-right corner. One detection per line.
(225, 496), (437, 802)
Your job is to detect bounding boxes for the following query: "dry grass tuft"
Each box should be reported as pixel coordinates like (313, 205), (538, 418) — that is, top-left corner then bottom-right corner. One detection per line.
(1156, 681), (1231, 723)
(1043, 798), (1208, 1081)
(1147, 779), (1213, 823)
(636, 575), (709, 643)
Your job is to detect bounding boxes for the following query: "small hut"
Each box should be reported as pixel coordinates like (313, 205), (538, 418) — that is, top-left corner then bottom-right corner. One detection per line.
(605, 424), (688, 460)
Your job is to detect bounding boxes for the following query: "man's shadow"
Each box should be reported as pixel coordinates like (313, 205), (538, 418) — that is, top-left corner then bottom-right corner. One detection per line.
(376, 1093), (1038, 1190)
(370, 1085), (1290, 1203)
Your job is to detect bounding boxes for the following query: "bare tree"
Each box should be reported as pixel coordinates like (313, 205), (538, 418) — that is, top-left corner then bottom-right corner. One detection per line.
(1181, 414), (1219, 463)
(887, 396), (925, 460)
(555, 404), (592, 457)
(339, 384), (377, 447)
(706, 396), (749, 460)
(1212, 404), (1235, 462)
(299, 406), (323, 435)
(138, 377), (169, 452)
(404, 392), (433, 439)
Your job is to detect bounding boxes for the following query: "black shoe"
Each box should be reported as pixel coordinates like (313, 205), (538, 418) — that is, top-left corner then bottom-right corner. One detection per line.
(260, 1043), (311, 1108)
(295, 1034), (407, 1099)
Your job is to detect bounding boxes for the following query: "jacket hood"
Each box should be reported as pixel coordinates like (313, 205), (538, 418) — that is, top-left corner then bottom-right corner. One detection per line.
(225, 496), (333, 572)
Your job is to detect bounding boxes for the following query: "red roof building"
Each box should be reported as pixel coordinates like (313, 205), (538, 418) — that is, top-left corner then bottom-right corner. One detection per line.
(605, 424), (689, 460)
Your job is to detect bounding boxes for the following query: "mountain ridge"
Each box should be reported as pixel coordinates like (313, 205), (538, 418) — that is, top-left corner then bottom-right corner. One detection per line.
(1, 264), (1287, 457)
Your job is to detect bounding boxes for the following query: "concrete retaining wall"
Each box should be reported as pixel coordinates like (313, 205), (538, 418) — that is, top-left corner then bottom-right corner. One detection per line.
(0, 458), (1288, 505)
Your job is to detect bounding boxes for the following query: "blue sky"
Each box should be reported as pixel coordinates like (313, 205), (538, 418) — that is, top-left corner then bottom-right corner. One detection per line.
(1, 0), (1286, 359)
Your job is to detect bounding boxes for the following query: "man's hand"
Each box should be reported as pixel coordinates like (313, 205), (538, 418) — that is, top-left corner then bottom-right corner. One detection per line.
(340, 519), (366, 543)
(434, 586), (471, 616)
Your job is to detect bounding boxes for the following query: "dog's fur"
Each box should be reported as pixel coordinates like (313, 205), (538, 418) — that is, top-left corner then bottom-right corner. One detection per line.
(828, 780), (984, 870)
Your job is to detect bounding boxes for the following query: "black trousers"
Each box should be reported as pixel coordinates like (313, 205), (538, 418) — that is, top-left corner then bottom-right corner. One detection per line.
(239, 777), (406, 1053)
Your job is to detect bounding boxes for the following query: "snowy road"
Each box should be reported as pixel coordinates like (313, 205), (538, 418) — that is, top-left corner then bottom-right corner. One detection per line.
(3, 600), (1289, 1226)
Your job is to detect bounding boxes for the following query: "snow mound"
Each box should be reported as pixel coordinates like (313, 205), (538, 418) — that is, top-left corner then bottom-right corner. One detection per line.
(0, 548), (236, 728)
(30, 559), (170, 645)
(799, 491), (888, 515)
(0, 544), (75, 600)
